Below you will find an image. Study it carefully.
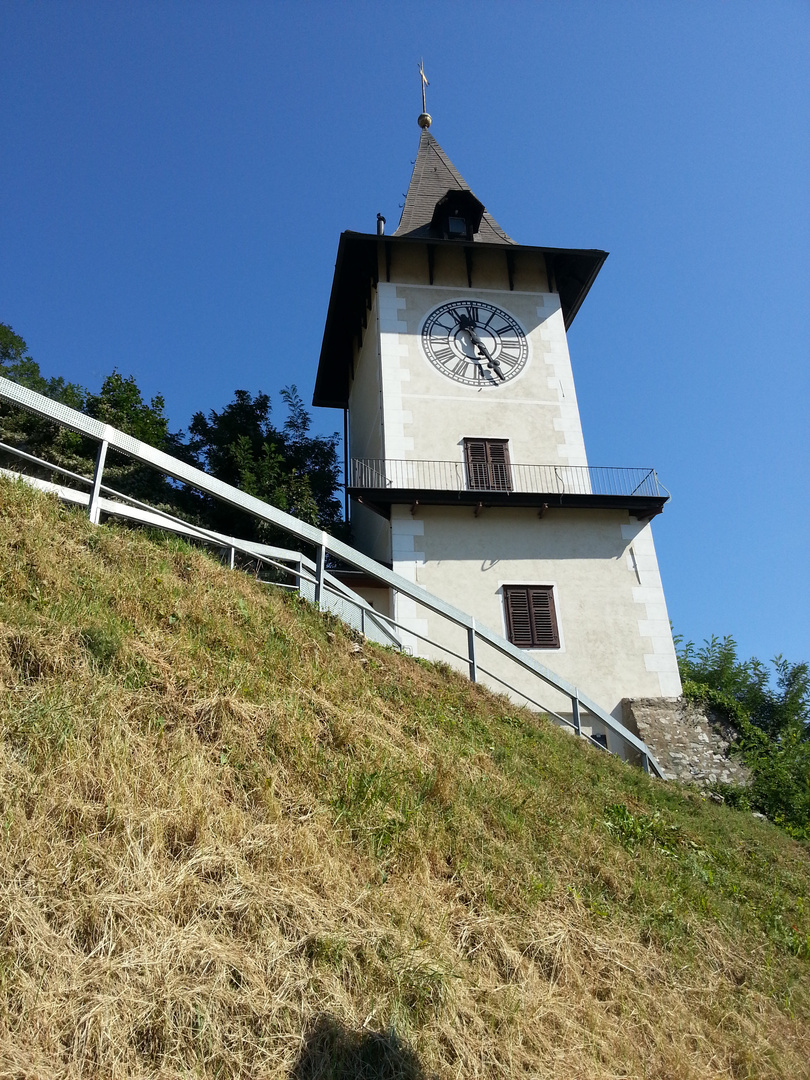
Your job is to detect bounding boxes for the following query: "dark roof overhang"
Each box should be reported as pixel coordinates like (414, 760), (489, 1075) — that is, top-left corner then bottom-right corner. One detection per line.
(312, 231), (608, 409)
(348, 488), (667, 522)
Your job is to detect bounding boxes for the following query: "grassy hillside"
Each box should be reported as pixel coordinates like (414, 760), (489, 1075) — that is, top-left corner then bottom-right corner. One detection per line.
(0, 475), (808, 1079)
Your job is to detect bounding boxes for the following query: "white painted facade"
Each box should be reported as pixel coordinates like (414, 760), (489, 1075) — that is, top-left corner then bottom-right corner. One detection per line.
(316, 126), (682, 721)
(344, 252), (681, 719)
(371, 279), (587, 469)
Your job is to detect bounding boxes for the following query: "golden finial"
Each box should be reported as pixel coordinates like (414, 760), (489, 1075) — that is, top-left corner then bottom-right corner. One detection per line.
(418, 59), (432, 129)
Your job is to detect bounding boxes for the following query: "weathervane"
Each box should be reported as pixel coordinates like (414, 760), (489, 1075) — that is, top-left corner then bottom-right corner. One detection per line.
(418, 59), (432, 129)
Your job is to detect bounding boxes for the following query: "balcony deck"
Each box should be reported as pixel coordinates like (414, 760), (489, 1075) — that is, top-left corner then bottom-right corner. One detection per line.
(348, 458), (669, 519)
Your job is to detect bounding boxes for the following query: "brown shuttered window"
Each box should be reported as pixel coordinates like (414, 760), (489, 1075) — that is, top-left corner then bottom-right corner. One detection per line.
(503, 585), (560, 648)
(464, 438), (512, 491)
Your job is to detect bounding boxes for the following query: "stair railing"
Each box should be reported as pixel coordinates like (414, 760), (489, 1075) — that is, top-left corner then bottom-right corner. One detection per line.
(0, 375), (662, 776)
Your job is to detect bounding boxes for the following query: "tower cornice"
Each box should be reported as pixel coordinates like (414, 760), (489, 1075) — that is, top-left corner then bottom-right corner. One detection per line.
(312, 231), (607, 409)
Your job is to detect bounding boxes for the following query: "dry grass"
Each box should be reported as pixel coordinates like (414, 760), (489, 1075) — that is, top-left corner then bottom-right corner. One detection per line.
(0, 475), (808, 1079)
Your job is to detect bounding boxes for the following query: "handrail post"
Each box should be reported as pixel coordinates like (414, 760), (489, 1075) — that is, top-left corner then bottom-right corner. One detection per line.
(88, 439), (109, 525)
(467, 619), (478, 682)
(295, 555), (304, 596)
(228, 546), (235, 570)
(360, 606), (366, 637)
(571, 695), (582, 737)
(314, 535), (327, 609)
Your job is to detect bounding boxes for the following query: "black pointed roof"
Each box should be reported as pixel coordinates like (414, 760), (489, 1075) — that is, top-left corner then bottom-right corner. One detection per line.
(394, 130), (514, 244)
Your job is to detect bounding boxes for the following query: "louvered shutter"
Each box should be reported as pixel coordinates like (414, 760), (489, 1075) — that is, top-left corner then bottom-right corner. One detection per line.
(528, 587), (559, 648)
(486, 441), (512, 492)
(464, 439), (512, 491)
(465, 439), (489, 490)
(504, 587), (533, 646)
(504, 586), (559, 649)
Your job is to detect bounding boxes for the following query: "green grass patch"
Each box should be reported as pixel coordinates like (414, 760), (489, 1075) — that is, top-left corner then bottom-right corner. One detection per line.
(0, 476), (808, 1079)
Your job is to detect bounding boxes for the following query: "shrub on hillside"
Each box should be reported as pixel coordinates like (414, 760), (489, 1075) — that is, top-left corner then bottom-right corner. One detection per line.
(677, 635), (810, 837)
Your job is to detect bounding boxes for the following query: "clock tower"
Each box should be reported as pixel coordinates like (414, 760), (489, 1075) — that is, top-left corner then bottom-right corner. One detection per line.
(313, 118), (681, 723)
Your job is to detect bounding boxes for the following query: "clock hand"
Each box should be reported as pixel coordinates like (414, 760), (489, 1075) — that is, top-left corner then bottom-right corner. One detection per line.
(467, 328), (505, 381)
(458, 314), (506, 380)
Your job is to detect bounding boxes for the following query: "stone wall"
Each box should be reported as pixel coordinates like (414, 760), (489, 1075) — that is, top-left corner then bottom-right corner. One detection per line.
(622, 697), (751, 787)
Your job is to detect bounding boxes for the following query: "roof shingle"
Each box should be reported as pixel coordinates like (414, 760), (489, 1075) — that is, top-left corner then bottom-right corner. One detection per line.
(393, 130), (514, 244)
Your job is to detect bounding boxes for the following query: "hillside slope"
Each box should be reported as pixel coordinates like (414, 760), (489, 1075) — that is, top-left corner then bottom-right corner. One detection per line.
(0, 476), (808, 1079)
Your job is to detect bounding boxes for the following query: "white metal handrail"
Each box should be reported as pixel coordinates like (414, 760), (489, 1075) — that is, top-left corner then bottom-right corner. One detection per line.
(0, 459), (401, 651)
(0, 374), (662, 775)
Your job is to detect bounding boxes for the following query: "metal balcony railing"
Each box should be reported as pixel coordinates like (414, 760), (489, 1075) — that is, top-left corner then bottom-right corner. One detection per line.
(350, 458), (666, 498)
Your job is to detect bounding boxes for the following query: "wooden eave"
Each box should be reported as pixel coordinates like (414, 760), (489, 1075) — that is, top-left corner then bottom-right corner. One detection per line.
(312, 231), (608, 409)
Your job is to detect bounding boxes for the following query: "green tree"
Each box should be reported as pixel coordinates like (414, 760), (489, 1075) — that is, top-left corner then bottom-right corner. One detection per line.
(1, 325), (191, 511)
(677, 635), (810, 836)
(82, 371), (195, 511)
(188, 386), (343, 541)
(85, 371), (172, 448)
(1, 323), (85, 409)
(1, 321), (345, 545)
(0, 323), (87, 469)
(1, 323), (193, 515)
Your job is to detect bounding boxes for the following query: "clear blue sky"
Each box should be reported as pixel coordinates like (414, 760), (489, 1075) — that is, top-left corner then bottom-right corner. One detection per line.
(2, 1), (808, 667)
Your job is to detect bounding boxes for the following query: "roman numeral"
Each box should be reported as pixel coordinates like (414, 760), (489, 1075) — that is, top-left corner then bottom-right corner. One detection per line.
(453, 359), (470, 376)
(501, 345), (524, 360)
(433, 346), (454, 363)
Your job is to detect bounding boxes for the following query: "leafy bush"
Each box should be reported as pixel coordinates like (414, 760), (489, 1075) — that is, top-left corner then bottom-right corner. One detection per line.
(676, 635), (810, 835)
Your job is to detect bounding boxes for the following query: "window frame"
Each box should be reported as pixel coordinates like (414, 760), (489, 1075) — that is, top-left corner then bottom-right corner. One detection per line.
(502, 584), (561, 649)
(446, 215), (468, 238)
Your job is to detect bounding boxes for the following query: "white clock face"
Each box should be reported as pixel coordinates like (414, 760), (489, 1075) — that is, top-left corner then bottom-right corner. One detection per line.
(421, 300), (529, 387)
